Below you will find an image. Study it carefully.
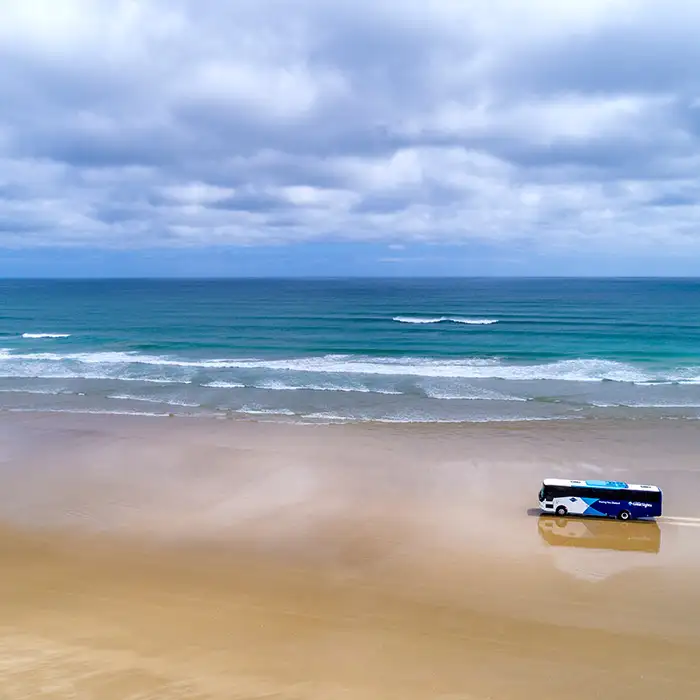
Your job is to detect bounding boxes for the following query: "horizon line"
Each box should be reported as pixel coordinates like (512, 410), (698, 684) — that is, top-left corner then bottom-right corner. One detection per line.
(1, 275), (700, 281)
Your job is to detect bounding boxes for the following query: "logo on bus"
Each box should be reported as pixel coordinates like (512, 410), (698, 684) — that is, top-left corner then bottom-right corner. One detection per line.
(629, 501), (652, 508)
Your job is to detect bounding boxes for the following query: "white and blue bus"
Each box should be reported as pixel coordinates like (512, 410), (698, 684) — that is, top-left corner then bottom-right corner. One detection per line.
(538, 479), (662, 520)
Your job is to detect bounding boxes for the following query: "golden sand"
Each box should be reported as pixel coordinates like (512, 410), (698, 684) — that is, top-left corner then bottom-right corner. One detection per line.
(0, 413), (699, 699)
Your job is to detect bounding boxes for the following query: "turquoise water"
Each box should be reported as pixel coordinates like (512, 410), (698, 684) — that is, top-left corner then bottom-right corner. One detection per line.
(1, 278), (700, 422)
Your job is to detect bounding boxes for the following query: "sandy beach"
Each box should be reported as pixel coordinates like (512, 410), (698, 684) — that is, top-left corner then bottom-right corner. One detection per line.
(1, 413), (700, 699)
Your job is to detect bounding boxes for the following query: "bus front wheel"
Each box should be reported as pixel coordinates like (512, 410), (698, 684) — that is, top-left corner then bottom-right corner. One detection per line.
(618, 510), (631, 521)
(555, 506), (568, 517)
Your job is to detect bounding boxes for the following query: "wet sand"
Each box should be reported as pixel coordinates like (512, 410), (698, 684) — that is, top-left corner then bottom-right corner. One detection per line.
(1, 413), (700, 698)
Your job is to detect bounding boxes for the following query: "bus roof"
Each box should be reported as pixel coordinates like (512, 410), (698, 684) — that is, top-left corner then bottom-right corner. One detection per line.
(542, 478), (660, 492)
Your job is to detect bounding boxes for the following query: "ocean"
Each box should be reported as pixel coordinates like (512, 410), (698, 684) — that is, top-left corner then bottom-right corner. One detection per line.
(1, 278), (700, 423)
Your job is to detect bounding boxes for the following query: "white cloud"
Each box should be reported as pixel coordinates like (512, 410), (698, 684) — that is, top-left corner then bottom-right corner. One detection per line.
(160, 183), (235, 205)
(0, 0), (699, 257)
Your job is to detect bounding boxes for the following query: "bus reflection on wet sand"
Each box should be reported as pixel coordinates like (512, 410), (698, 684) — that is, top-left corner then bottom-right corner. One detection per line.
(538, 516), (661, 553)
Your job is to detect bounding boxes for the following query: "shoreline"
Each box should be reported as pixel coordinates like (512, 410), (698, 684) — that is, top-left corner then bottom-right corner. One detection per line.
(5, 403), (700, 421)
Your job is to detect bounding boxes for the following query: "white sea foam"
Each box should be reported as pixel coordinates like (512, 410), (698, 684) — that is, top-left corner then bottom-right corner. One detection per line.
(300, 412), (350, 422)
(393, 316), (499, 325)
(0, 388), (66, 395)
(376, 415), (570, 423)
(423, 385), (527, 401)
(202, 381), (246, 389)
(591, 401), (700, 409)
(179, 356), (651, 383)
(299, 413), (567, 424)
(237, 407), (296, 416)
(16, 351), (140, 364)
(21, 333), (71, 339)
(5, 408), (170, 417)
(7, 351), (256, 370)
(0, 349), (696, 384)
(86, 376), (192, 385)
(107, 394), (200, 408)
(253, 380), (370, 393)
(258, 381), (404, 395)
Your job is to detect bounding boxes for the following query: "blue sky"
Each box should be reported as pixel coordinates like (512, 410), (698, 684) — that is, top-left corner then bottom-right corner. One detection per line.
(1, 0), (700, 276)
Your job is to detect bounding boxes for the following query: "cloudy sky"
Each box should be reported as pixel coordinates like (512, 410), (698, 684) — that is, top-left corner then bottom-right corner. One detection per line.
(1, 0), (699, 276)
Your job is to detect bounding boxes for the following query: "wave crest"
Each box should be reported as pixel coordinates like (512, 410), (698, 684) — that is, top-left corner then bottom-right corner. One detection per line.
(107, 394), (200, 408)
(393, 316), (498, 325)
(202, 381), (245, 389)
(0, 349), (697, 384)
(21, 333), (71, 339)
(423, 386), (527, 401)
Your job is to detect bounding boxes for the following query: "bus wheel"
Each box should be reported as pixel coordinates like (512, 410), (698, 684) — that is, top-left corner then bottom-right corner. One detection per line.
(618, 510), (631, 521)
(555, 506), (568, 517)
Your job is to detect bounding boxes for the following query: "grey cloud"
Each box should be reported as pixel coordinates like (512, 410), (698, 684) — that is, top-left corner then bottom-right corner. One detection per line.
(647, 194), (697, 208)
(0, 0), (699, 253)
(211, 192), (294, 214)
(503, 21), (700, 97)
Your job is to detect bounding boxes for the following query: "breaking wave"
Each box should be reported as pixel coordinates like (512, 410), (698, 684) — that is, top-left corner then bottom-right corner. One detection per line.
(202, 381), (245, 389)
(299, 412), (569, 424)
(236, 407), (296, 416)
(21, 333), (71, 339)
(0, 349), (696, 384)
(422, 385), (528, 401)
(107, 394), (201, 408)
(393, 316), (499, 325)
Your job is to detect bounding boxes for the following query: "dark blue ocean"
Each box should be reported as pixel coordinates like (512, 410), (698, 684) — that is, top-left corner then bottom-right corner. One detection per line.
(1, 278), (700, 423)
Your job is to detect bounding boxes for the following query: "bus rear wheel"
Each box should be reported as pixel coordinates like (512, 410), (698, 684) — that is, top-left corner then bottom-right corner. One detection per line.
(618, 510), (631, 521)
(555, 506), (568, 517)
